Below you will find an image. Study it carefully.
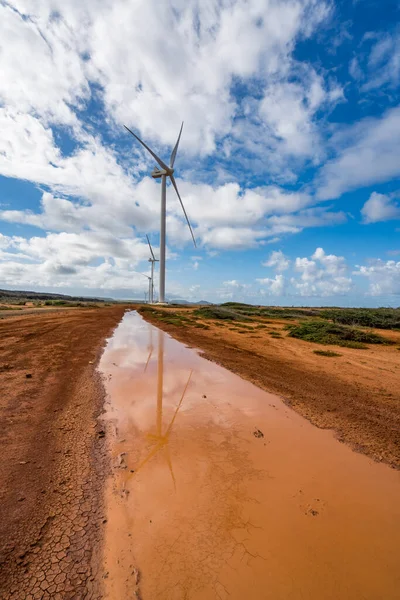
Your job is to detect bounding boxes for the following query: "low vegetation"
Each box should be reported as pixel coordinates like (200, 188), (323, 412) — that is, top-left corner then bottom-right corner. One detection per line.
(319, 307), (400, 330)
(313, 350), (342, 357)
(221, 302), (317, 319)
(193, 306), (249, 321)
(140, 306), (192, 326)
(286, 320), (393, 348)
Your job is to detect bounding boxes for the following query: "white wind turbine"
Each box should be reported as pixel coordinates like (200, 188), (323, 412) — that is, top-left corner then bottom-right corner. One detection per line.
(124, 122), (196, 303)
(146, 234), (159, 304)
(133, 269), (152, 304)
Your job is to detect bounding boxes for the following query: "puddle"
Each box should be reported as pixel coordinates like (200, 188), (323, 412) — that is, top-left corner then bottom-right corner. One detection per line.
(99, 311), (400, 599)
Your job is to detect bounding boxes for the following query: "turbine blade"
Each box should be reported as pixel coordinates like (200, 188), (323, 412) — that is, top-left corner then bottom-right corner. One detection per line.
(146, 234), (156, 260)
(133, 269), (151, 281)
(170, 174), (197, 248)
(144, 348), (153, 373)
(124, 125), (169, 172)
(170, 122), (184, 168)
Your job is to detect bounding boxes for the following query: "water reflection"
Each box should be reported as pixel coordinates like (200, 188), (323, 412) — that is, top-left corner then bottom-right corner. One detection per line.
(130, 326), (192, 488)
(101, 311), (400, 600)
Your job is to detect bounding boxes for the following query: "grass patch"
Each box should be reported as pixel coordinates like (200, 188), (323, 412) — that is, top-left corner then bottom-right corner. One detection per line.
(287, 320), (393, 348)
(313, 350), (342, 357)
(269, 332), (282, 338)
(139, 306), (191, 327)
(193, 306), (249, 322)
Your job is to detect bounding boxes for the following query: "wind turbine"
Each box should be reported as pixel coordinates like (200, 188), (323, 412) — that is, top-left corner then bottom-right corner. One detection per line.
(146, 234), (159, 304)
(133, 270), (152, 304)
(124, 122), (196, 303)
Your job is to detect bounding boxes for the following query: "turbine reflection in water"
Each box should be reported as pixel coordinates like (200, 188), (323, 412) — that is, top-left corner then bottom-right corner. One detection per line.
(129, 327), (192, 489)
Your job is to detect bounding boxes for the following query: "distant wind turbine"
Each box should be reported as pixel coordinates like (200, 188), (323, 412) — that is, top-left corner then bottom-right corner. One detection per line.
(133, 270), (152, 304)
(146, 234), (159, 304)
(124, 122), (196, 303)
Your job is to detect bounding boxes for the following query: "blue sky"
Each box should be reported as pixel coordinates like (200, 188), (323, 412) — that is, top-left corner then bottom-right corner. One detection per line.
(0, 0), (399, 305)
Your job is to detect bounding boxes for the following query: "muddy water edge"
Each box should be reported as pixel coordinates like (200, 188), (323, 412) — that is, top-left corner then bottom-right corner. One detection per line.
(98, 310), (400, 600)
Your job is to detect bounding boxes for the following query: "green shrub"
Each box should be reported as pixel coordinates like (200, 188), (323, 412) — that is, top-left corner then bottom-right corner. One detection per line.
(287, 320), (392, 348)
(313, 350), (342, 357)
(320, 308), (400, 330)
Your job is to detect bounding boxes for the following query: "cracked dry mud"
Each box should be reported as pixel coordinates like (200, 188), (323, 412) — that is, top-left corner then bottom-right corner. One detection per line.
(0, 306), (126, 599)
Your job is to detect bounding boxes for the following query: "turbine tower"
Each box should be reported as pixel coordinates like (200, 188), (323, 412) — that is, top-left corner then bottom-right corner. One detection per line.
(146, 234), (159, 303)
(134, 270), (152, 304)
(124, 122), (196, 303)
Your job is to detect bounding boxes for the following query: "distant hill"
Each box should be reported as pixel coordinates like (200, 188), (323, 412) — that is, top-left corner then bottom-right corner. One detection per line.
(0, 288), (114, 303)
(169, 299), (212, 306)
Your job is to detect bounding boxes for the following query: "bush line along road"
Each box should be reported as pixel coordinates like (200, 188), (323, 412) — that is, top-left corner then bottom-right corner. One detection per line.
(0, 302), (399, 598)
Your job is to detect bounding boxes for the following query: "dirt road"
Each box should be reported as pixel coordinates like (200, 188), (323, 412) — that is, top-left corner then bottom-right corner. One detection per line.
(0, 306), (126, 599)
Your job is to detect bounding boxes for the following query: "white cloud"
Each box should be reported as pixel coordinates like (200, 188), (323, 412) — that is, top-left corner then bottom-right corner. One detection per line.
(259, 70), (342, 159)
(87, 0), (331, 155)
(0, 3), (88, 126)
(291, 247), (352, 296)
(0, 0), (346, 282)
(201, 227), (267, 250)
(354, 259), (400, 296)
(262, 250), (290, 271)
(362, 29), (400, 91)
(349, 57), (363, 80)
(0, 0), (331, 156)
(0, 231), (154, 292)
(180, 183), (311, 228)
(256, 274), (285, 295)
(223, 280), (250, 290)
(361, 192), (400, 224)
(317, 107), (400, 200)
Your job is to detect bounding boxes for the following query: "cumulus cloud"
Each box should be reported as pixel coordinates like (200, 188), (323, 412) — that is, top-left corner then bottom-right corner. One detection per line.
(361, 192), (400, 224)
(291, 247), (352, 296)
(354, 259), (400, 296)
(0, 231), (154, 292)
(262, 250), (290, 271)
(256, 274), (286, 295)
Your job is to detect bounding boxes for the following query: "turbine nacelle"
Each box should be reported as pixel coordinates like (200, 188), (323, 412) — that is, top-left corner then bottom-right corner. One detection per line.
(151, 166), (173, 179)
